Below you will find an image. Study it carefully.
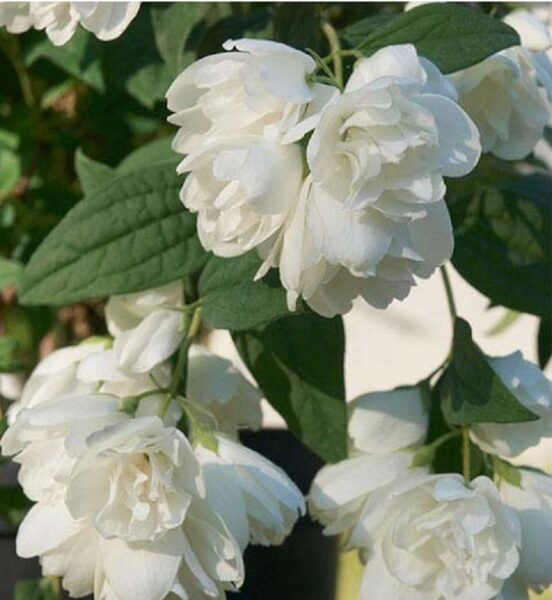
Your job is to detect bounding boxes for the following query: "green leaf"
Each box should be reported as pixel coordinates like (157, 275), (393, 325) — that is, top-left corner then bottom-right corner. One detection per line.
(450, 173), (551, 318)
(234, 313), (348, 463)
(0, 257), (23, 290)
(19, 163), (208, 305)
(538, 318), (551, 369)
(117, 137), (175, 174)
(440, 318), (539, 425)
(0, 485), (31, 527)
(151, 3), (207, 74)
(0, 128), (21, 193)
(75, 138), (177, 198)
(273, 4), (324, 52)
(494, 457), (522, 488)
(0, 337), (23, 372)
(14, 579), (58, 600)
(24, 28), (105, 91)
(102, 7), (172, 108)
(345, 3), (520, 74)
(75, 148), (117, 196)
(424, 378), (484, 476)
(341, 14), (394, 46)
(199, 252), (293, 331)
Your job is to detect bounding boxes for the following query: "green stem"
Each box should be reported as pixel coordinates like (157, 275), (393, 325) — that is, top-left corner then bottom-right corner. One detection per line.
(440, 265), (458, 323)
(411, 428), (462, 468)
(322, 48), (364, 63)
(172, 299), (202, 314)
(158, 306), (202, 419)
(321, 22), (343, 90)
(462, 427), (471, 481)
(432, 429), (462, 451)
(49, 577), (61, 600)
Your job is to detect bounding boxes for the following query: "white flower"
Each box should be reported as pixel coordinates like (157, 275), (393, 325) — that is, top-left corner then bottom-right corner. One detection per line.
(177, 137), (304, 258)
(65, 416), (204, 542)
(308, 44), (480, 213)
(16, 497), (244, 600)
(8, 406), (244, 600)
(106, 282), (185, 373)
(309, 386), (429, 535)
(69, 2), (140, 41)
(187, 345), (262, 436)
(13, 342), (106, 413)
(7, 340), (171, 423)
(1, 340), (174, 504)
(471, 351), (552, 460)
(0, 2), (140, 46)
(499, 469), (552, 594)
(169, 42), (478, 318)
(259, 44), (478, 316)
(508, 9), (552, 103)
(166, 38), (337, 149)
(1, 394), (125, 503)
(166, 38), (336, 259)
(504, 9), (552, 53)
(448, 17), (551, 160)
(309, 453), (420, 537)
(350, 474), (521, 600)
(197, 435), (305, 549)
(265, 175), (454, 316)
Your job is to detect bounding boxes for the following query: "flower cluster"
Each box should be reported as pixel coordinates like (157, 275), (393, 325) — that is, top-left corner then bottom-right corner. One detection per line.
(309, 352), (552, 600)
(167, 41), (481, 318)
(1, 283), (304, 600)
(0, 2), (140, 46)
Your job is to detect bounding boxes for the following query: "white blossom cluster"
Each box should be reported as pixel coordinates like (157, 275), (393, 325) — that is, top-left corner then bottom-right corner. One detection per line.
(166, 40), (481, 318)
(1, 282), (305, 600)
(309, 353), (552, 600)
(0, 2), (140, 46)
(448, 9), (552, 160)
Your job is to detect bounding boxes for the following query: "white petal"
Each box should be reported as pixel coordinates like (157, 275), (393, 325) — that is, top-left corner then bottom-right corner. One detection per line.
(16, 502), (81, 559)
(348, 386), (428, 454)
(113, 310), (184, 372)
(500, 470), (552, 589)
(347, 44), (426, 91)
(76, 1), (140, 41)
(504, 10), (552, 52)
(415, 93), (481, 177)
(99, 529), (184, 600)
(195, 446), (250, 551)
(309, 453), (412, 533)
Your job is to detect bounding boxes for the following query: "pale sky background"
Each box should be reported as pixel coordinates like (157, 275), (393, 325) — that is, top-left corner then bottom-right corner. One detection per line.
(207, 266), (547, 428)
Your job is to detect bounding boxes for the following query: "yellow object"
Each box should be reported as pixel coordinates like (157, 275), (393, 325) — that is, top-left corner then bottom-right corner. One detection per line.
(335, 548), (362, 600)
